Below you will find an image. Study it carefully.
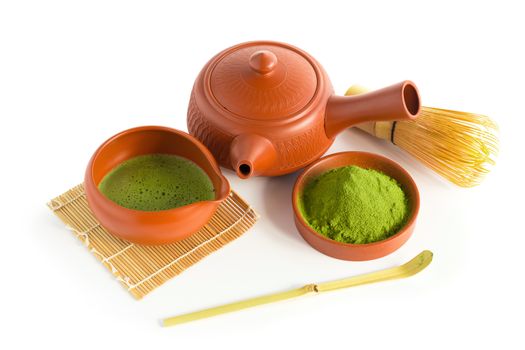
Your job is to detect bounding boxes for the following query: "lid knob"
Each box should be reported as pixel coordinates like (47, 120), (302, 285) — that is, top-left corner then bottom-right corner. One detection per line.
(249, 50), (278, 74)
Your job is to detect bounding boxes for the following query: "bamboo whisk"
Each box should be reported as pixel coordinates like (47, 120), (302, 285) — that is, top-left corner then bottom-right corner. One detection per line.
(346, 86), (499, 187)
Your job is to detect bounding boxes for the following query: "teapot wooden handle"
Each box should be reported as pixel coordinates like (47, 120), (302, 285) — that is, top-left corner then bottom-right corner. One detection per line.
(325, 81), (420, 139)
(345, 85), (397, 141)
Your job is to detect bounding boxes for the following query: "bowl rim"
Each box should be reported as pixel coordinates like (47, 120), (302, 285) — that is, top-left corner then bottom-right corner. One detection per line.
(86, 125), (231, 215)
(292, 151), (420, 248)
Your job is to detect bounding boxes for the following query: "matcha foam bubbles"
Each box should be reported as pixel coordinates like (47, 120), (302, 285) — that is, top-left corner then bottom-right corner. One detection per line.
(299, 165), (409, 244)
(98, 154), (215, 211)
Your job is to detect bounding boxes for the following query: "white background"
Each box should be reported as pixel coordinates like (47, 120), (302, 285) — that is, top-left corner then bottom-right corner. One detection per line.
(1, 1), (523, 349)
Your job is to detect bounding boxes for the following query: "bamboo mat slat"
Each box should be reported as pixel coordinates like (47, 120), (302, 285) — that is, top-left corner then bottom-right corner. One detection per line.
(48, 184), (258, 299)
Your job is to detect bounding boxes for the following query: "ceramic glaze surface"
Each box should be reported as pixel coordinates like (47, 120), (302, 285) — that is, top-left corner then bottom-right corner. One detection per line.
(85, 126), (231, 245)
(209, 43), (318, 121)
(188, 40), (421, 179)
(292, 152), (420, 261)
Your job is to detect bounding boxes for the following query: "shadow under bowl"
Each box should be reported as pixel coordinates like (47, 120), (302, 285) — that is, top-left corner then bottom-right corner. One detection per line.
(84, 125), (230, 245)
(292, 151), (420, 261)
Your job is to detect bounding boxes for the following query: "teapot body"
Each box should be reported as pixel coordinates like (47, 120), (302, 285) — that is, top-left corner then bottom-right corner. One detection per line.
(187, 41), (420, 178)
(187, 41), (335, 176)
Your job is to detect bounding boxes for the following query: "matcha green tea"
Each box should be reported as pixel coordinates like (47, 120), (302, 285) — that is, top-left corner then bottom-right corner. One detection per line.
(99, 154), (215, 211)
(299, 165), (409, 244)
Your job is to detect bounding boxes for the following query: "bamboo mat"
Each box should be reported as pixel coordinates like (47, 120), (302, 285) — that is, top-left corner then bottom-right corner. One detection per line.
(48, 184), (258, 299)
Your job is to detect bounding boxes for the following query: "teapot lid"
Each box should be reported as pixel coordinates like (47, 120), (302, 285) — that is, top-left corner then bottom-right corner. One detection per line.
(207, 41), (318, 121)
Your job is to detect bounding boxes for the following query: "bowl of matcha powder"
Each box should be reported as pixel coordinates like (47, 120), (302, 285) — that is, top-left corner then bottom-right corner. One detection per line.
(293, 151), (420, 261)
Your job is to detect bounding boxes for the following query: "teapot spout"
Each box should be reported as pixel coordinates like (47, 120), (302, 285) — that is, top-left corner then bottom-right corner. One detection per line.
(324, 81), (420, 139)
(229, 134), (277, 179)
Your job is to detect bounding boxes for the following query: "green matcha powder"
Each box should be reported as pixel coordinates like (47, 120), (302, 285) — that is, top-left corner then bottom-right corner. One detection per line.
(300, 165), (409, 244)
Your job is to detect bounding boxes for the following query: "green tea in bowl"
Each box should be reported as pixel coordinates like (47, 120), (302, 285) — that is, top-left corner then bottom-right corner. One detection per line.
(98, 154), (215, 211)
(299, 165), (409, 244)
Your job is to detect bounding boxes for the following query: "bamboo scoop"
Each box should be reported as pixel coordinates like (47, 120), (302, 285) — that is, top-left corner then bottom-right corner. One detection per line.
(163, 250), (433, 327)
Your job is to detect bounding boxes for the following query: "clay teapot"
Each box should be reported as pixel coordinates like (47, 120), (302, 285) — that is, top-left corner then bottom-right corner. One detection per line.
(188, 41), (420, 178)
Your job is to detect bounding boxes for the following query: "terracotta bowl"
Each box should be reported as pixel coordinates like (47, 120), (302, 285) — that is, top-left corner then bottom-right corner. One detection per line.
(292, 151), (420, 261)
(84, 126), (231, 245)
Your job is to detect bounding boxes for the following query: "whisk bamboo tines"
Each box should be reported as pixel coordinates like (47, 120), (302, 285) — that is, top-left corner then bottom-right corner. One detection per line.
(346, 85), (499, 187)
